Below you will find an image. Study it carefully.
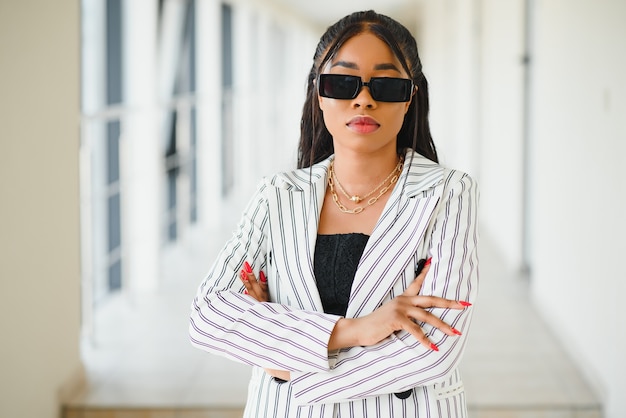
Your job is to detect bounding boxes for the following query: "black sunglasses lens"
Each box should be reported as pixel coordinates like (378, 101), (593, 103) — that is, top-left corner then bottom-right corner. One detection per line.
(319, 75), (413, 102)
(319, 75), (359, 99)
(370, 78), (413, 102)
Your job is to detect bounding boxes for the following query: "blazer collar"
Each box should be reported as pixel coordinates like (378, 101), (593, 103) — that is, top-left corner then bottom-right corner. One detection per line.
(274, 149), (444, 198)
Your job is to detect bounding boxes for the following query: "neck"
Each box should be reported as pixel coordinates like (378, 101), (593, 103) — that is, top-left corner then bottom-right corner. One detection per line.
(331, 150), (401, 196)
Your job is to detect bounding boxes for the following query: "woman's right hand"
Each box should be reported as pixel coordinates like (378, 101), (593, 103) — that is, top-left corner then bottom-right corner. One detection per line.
(239, 261), (269, 302)
(329, 260), (470, 351)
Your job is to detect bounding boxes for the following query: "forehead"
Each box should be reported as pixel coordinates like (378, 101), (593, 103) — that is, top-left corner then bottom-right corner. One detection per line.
(331, 32), (401, 68)
(327, 32), (406, 75)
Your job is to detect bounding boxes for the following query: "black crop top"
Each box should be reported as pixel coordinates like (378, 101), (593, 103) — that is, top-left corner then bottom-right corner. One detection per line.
(313, 233), (370, 316)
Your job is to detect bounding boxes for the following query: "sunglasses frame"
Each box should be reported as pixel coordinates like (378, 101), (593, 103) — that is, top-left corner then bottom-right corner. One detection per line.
(317, 74), (415, 103)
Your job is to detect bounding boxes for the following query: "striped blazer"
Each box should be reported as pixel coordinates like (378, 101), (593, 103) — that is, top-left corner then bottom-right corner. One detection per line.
(189, 149), (479, 417)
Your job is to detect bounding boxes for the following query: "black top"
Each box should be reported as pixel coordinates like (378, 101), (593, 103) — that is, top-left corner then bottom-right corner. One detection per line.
(313, 233), (370, 316)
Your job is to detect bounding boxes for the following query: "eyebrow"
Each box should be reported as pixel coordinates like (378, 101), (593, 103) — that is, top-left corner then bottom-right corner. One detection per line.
(330, 61), (401, 72)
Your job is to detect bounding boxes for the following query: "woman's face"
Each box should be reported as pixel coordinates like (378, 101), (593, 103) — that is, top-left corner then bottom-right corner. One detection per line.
(318, 32), (413, 156)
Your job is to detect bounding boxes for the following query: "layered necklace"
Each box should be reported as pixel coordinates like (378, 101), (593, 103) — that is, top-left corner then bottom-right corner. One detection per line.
(328, 158), (403, 214)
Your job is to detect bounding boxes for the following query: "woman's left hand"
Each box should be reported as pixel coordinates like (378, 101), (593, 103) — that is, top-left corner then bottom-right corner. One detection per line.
(239, 262), (291, 381)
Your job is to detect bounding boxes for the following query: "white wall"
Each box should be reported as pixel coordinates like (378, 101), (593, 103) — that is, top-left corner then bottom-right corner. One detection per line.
(477, 0), (526, 270)
(0, 1), (84, 417)
(418, 1), (626, 415)
(528, 1), (626, 416)
(417, 0), (526, 270)
(417, 0), (482, 178)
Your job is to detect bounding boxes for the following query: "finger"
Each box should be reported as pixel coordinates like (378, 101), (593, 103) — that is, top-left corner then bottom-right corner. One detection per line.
(403, 321), (439, 351)
(406, 306), (461, 337)
(239, 269), (256, 284)
(402, 278), (421, 296)
(241, 266), (271, 303)
(259, 270), (268, 289)
(410, 295), (467, 310)
(240, 262), (259, 286)
(402, 259), (431, 296)
(241, 262), (258, 283)
(239, 269), (252, 289)
(258, 272), (269, 296)
(244, 270), (266, 299)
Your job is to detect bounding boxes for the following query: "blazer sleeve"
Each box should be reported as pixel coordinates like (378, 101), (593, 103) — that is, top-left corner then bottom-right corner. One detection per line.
(189, 180), (341, 373)
(290, 171), (480, 405)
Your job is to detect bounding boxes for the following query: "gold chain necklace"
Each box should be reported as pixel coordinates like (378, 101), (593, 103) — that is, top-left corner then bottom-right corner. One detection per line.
(333, 159), (403, 203)
(328, 159), (402, 214)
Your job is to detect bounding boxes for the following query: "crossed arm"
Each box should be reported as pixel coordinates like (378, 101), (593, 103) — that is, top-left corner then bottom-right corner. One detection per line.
(240, 259), (470, 382)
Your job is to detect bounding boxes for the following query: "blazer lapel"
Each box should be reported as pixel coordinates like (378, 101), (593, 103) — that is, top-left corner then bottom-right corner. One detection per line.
(266, 159), (331, 312)
(346, 151), (445, 318)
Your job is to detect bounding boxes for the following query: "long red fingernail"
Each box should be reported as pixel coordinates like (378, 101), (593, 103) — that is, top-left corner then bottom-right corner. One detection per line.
(458, 301), (472, 307)
(240, 270), (248, 281)
(424, 258), (432, 267)
(430, 343), (439, 351)
(244, 289), (249, 295)
(244, 261), (253, 274)
(260, 271), (267, 283)
(451, 328), (462, 336)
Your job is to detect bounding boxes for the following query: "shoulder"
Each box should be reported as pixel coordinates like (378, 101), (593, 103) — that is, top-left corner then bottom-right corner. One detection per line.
(261, 157), (332, 192)
(403, 149), (478, 199)
(436, 168), (480, 210)
(441, 168), (479, 194)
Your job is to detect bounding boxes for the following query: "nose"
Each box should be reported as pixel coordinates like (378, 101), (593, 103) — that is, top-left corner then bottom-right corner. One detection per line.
(352, 85), (377, 109)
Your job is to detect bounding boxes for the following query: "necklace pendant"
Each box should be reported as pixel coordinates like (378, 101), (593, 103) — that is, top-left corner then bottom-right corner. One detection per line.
(351, 196), (362, 203)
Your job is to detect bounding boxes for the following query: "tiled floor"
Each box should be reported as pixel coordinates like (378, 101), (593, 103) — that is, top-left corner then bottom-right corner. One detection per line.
(65, 226), (602, 418)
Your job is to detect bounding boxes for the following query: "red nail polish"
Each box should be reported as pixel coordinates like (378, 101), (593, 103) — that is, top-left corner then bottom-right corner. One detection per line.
(430, 343), (439, 352)
(240, 270), (248, 281)
(244, 261), (253, 274)
(451, 328), (462, 336)
(260, 271), (267, 283)
(424, 257), (432, 267)
(244, 289), (249, 295)
(458, 301), (472, 307)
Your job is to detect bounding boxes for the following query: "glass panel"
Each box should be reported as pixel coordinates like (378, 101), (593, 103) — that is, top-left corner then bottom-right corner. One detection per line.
(106, 120), (120, 184)
(221, 3), (234, 196)
(221, 3), (233, 88)
(167, 169), (177, 241)
(106, 0), (123, 105)
(107, 193), (121, 252)
(108, 259), (122, 291)
(190, 106), (197, 223)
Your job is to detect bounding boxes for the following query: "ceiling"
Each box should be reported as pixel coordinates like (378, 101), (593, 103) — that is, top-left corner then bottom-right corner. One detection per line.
(268, 0), (420, 30)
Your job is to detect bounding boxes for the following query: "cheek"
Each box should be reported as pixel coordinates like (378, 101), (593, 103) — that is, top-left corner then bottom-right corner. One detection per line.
(319, 99), (344, 134)
(386, 106), (409, 133)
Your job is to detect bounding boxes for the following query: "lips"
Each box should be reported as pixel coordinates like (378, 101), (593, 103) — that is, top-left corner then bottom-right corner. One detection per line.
(347, 115), (380, 134)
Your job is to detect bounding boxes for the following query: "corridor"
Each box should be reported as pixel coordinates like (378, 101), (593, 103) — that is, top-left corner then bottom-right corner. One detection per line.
(3, 1), (624, 417)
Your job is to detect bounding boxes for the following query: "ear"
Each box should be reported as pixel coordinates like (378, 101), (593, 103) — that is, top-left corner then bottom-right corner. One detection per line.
(404, 86), (418, 114)
(317, 89), (327, 113)
(319, 97), (326, 112)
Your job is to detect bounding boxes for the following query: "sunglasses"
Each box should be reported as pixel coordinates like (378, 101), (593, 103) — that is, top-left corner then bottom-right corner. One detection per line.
(318, 74), (414, 102)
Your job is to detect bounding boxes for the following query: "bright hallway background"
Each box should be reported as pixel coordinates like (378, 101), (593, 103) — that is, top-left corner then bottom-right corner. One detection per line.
(1, 0), (625, 417)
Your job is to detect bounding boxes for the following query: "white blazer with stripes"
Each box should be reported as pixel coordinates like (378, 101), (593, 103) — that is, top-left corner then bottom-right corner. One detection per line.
(189, 149), (479, 418)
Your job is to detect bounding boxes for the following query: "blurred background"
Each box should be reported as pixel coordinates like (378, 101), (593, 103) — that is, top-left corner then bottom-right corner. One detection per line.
(1, 0), (625, 417)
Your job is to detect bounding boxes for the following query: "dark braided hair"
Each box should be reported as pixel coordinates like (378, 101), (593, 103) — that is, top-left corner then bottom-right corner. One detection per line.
(297, 10), (438, 169)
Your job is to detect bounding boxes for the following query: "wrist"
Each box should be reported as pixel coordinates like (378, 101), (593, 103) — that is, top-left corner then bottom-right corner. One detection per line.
(328, 317), (361, 351)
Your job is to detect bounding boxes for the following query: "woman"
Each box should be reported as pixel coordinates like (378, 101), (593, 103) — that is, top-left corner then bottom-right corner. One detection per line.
(189, 10), (479, 418)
